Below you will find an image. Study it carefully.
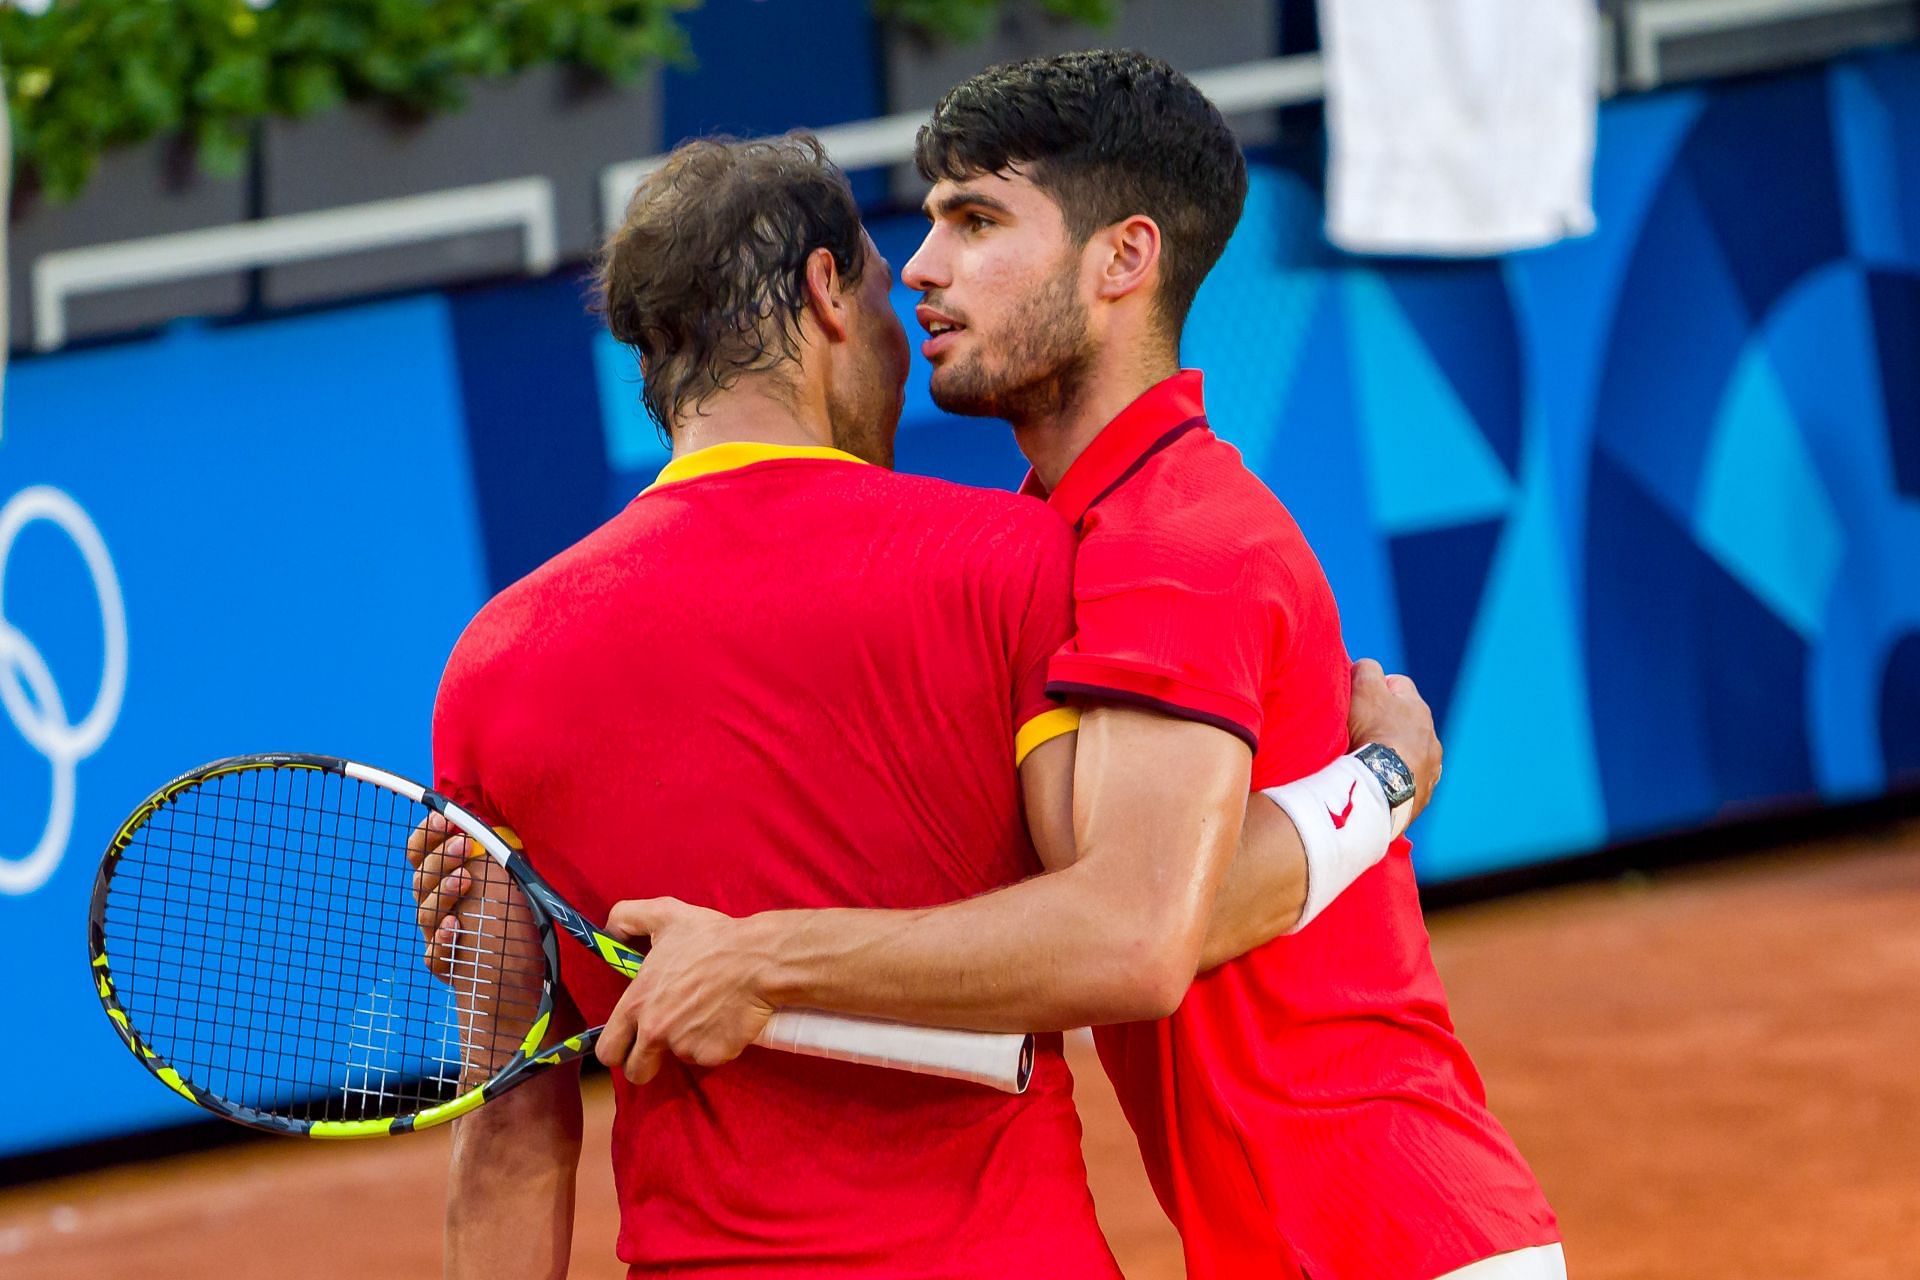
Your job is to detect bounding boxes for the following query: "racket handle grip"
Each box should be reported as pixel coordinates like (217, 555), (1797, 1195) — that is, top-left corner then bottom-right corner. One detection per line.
(755, 1010), (1034, 1094)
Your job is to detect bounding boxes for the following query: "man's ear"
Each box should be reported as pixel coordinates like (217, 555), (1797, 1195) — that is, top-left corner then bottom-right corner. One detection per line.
(1093, 214), (1162, 304)
(803, 246), (851, 342)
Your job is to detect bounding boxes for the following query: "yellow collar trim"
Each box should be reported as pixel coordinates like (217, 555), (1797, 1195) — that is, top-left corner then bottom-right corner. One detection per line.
(646, 442), (868, 492)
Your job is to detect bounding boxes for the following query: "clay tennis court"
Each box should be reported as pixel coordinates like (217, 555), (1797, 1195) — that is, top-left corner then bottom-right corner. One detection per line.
(5, 826), (1916, 1279)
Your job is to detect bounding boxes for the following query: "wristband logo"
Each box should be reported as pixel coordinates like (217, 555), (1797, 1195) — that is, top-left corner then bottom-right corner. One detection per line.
(0, 486), (127, 896)
(1328, 780), (1357, 831)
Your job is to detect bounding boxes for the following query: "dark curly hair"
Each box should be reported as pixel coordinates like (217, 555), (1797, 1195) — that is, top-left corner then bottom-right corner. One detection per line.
(914, 49), (1247, 337)
(595, 134), (867, 431)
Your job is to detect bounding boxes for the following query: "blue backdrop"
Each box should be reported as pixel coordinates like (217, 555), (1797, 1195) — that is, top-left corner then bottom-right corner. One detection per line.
(3, 48), (1917, 1157)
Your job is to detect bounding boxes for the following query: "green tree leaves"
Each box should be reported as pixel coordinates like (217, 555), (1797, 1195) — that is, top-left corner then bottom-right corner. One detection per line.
(2, 0), (1120, 202)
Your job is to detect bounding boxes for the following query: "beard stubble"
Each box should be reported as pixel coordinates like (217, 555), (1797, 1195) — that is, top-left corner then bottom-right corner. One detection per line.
(929, 258), (1093, 423)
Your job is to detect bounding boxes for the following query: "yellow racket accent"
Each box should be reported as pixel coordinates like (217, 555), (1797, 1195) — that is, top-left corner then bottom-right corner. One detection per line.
(154, 1066), (198, 1103)
(532, 1033), (593, 1067)
(311, 1116), (402, 1140)
(407, 1089), (491, 1133)
(594, 932), (642, 976)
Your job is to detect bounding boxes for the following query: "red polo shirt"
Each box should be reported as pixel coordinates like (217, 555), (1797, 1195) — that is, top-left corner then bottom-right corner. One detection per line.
(434, 442), (1112, 1279)
(1026, 373), (1559, 1279)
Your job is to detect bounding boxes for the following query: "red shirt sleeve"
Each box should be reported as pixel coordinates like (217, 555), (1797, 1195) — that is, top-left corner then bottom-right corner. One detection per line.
(430, 638), (507, 827)
(1045, 526), (1286, 752)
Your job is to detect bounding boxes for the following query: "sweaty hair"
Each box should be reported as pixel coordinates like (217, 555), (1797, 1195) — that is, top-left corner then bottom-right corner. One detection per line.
(595, 134), (867, 431)
(914, 49), (1248, 337)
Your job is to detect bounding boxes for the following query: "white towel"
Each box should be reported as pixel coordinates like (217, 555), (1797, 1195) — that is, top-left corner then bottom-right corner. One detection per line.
(1321, 0), (1599, 257)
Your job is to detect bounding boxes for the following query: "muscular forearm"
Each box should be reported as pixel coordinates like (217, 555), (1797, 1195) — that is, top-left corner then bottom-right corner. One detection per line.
(751, 854), (1205, 1032)
(443, 1065), (583, 1280)
(750, 716), (1247, 1032)
(1197, 793), (1309, 971)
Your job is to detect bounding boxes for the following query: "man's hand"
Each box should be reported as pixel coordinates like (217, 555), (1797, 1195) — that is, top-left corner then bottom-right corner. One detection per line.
(593, 898), (777, 1084)
(1346, 658), (1442, 822)
(405, 813), (544, 1080)
(407, 813), (480, 978)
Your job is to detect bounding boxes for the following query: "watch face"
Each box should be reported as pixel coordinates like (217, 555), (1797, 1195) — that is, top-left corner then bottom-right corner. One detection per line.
(1359, 744), (1417, 806)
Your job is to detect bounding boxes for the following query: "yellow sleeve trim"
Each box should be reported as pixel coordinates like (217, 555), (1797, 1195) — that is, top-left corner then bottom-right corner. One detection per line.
(1015, 707), (1081, 766)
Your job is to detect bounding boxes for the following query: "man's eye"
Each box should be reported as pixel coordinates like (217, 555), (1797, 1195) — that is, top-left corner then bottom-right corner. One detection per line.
(966, 213), (993, 232)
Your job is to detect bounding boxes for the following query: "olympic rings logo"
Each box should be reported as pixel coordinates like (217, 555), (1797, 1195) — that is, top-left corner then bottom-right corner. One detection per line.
(0, 486), (126, 896)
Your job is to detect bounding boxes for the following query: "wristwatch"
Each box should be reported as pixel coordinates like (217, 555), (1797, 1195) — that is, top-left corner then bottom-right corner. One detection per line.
(1355, 743), (1417, 810)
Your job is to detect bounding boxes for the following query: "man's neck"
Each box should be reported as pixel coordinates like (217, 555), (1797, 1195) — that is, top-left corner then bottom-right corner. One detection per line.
(1011, 343), (1180, 492)
(670, 382), (834, 459)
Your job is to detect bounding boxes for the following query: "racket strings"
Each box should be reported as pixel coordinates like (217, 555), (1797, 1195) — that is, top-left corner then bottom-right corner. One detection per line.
(98, 767), (548, 1125)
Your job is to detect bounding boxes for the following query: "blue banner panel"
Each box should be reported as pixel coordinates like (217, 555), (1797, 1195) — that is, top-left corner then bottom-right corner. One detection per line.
(0, 299), (489, 1157)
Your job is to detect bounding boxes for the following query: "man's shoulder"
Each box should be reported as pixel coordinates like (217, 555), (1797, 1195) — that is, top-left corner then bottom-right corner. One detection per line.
(442, 511), (627, 676)
(857, 469), (1076, 562)
(1084, 428), (1306, 587)
(861, 467), (1059, 519)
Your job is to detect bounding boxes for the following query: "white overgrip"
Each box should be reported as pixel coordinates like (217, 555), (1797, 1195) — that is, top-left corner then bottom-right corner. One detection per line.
(755, 1010), (1033, 1094)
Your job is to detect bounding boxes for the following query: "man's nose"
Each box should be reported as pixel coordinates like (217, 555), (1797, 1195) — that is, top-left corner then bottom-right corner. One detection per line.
(902, 229), (945, 293)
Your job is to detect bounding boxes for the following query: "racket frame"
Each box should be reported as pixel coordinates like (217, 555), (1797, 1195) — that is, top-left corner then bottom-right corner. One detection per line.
(88, 752), (622, 1140)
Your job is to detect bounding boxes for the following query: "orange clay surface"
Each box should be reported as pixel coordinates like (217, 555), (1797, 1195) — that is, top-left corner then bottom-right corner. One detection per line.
(3, 828), (1916, 1279)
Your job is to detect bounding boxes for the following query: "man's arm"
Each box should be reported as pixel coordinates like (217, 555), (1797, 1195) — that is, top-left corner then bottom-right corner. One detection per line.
(589, 705), (1247, 1082)
(444, 1048), (584, 1280)
(410, 815), (586, 1280)
(1026, 658), (1442, 971)
(1022, 742), (1300, 971)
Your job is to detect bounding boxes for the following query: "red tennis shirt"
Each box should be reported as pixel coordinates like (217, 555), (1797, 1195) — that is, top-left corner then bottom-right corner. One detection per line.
(1026, 373), (1560, 1279)
(433, 442), (1112, 1280)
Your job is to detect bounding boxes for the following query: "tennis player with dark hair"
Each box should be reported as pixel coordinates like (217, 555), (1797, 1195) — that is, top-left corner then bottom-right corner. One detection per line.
(605, 52), (1563, 1280)
(424, 132), (1439, 1278)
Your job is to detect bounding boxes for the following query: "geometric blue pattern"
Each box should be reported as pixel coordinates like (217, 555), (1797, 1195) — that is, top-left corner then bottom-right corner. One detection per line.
(1387, 518), (1503, 730)
(1416, 464), (1606, 876)
(1695, 348), (1843, 638)
(1344, 275), (1515, 536)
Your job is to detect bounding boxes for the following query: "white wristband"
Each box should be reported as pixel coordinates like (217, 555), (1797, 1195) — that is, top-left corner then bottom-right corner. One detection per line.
(1263, 753), (1397, 933)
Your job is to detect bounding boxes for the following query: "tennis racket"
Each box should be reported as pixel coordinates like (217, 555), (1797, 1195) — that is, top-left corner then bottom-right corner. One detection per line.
(87, 753), (1033, 1139)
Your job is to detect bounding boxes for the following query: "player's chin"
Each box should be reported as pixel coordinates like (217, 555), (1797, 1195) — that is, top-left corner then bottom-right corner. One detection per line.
(926, 368), (992, 418)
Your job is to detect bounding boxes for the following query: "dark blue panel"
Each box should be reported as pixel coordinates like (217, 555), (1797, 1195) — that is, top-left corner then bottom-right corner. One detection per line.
(894, 418), (1031, 491)
(663, 0), (884, 204)
(448, 273), (611, 591)
(663, 0), (880, 140)
(1588, 451), (1818, 831)
(1881, 632), (1920, 787)
(1695, 525), (1817, 811)
(1382, 263), (1524, 476)
(1591, 167), (1750, 520)
(1585, 452), (1718, 836)
(1683, 72), (1847, 319)
(1866, 270), (1920, 500)
(1276, 0), (1320, 51)
(1387, 517), (1503, 732)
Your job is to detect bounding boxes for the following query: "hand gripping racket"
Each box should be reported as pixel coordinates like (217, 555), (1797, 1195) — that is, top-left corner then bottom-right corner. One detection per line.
(87, 754), (1033, 1138)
